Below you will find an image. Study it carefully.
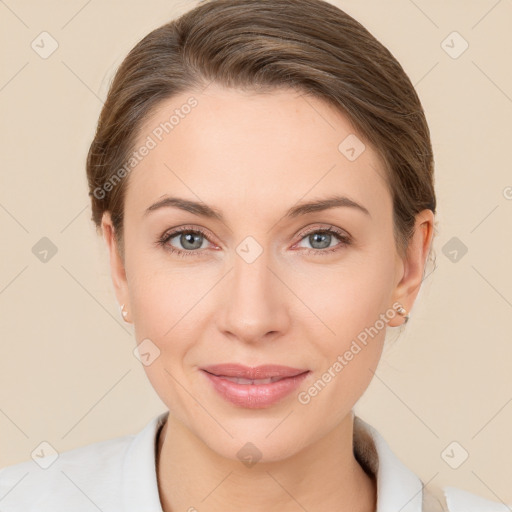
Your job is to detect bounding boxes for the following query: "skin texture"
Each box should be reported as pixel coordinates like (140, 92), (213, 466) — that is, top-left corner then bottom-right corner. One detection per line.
(102, 83), (434, 512)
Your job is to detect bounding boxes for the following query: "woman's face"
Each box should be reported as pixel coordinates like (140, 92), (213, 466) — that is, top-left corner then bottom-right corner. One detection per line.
(103, 83), (430, 461)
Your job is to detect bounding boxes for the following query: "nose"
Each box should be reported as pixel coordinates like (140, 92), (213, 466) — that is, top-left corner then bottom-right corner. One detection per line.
(216, 248), (291, 345)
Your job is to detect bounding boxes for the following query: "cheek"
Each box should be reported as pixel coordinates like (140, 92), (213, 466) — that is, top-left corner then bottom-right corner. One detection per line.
(292, 248), (395, 399)
(126, 234), (209, 339)
(295, 267), (391, 419)
(128, 266), (203, 416)
(127, 259), (216, 406)
(130, 270), (201, 352)
(294, 250), (396, 344)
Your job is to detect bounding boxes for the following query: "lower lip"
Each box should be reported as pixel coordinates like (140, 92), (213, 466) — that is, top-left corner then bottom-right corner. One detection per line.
(202, 370), (310, 408)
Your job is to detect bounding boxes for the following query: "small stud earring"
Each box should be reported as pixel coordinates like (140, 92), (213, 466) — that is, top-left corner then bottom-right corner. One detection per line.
(120, 303), (128, 320)
(395, 305), (409, 324)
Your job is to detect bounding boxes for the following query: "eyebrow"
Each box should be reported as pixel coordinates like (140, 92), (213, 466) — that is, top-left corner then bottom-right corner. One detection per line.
(144, 194), (371, 221)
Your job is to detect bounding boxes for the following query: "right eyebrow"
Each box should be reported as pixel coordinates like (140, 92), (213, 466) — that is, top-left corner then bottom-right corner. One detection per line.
(144, 196), (224, 221)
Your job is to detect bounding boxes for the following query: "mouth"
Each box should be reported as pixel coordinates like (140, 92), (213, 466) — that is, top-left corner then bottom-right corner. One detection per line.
(200, 364), (310, 408)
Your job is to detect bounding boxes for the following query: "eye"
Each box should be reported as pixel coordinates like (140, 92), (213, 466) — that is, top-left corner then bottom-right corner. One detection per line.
(293, 225), (352, 256)
(157, 226), (214, 258)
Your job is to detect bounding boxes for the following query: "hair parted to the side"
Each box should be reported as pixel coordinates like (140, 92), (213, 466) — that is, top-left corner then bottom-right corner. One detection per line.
(86, 0), (436, 264)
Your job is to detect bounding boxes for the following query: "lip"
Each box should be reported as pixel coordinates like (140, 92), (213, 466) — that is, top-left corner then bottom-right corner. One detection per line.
(201, 364), (310, 408)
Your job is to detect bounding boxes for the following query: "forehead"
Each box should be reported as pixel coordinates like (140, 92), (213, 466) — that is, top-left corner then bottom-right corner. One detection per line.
(126, 84), (391, 221)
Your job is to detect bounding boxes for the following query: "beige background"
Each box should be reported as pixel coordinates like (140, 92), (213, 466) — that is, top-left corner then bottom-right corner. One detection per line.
(1, 0), (511, 504)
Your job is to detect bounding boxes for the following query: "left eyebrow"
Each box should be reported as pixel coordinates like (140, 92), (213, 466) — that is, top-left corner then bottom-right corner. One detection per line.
(285, 194), (371, 219)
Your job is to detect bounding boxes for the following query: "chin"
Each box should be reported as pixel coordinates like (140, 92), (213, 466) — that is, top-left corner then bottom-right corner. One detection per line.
(190, 416), (316, 465)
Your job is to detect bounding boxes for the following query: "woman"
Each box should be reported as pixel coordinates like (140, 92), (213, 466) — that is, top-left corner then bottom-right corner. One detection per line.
(0, 0), (507, 510)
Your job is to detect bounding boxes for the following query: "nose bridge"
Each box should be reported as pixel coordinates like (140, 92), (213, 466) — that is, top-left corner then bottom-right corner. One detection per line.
(218, 241), (289, 341)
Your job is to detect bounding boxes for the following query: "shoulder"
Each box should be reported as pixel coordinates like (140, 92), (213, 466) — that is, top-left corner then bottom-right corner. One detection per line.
(423, 485), (511, 512)
(0, 411), (168, 512)
(0, 433), (134, 511)
(440, 486), (511, 512)
(353, 415), (510, 512)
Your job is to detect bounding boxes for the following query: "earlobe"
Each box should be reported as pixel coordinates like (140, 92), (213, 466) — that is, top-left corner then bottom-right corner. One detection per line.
(101, 212), (131, 322)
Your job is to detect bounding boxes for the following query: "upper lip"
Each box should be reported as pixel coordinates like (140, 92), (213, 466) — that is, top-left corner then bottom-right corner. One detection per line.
(201, 364), (309, 379)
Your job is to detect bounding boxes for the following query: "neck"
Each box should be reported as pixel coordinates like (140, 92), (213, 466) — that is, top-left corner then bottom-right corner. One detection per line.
(156, 412), (377, 512)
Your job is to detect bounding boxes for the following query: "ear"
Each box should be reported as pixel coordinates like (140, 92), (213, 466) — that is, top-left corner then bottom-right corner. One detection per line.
(101, 211), (132, 323)
(387, 209), (435, 327)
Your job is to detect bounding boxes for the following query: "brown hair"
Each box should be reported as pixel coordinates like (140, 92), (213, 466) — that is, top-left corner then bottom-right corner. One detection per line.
(86, 0), (436, 264)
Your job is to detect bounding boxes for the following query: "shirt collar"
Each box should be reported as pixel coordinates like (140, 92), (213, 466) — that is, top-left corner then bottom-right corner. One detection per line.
(354, 415), (423, 512)
(122, 411), (168, 512)
(122, 411), (423, 512)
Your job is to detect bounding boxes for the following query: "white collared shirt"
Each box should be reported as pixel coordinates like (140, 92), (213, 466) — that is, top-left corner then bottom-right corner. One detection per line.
(0, 411), (507, 511)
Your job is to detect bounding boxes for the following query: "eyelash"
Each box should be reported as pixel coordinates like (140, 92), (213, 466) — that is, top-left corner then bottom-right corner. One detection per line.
(156, 224), (352, 258)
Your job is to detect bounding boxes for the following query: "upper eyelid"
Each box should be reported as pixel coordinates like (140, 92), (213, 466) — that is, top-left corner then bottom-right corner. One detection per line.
(296, 224), (349, 238)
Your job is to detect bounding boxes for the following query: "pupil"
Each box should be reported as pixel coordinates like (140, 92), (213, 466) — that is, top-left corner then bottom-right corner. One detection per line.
(311, 233), (330, 249)
(182, 233), (202, 250)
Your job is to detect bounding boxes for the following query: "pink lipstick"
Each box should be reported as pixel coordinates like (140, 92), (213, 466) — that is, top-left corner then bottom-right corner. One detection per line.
(201, 364), (310, 408)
